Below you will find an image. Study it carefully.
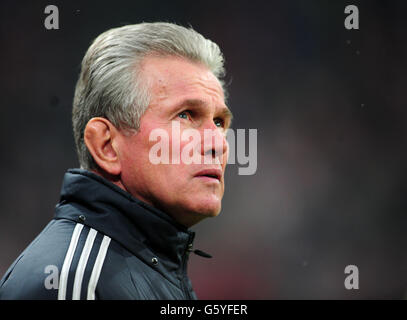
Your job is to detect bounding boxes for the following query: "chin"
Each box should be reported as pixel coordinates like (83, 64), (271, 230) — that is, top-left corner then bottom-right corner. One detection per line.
(180, 204), (221, 227)
(191, 199), (222, 217)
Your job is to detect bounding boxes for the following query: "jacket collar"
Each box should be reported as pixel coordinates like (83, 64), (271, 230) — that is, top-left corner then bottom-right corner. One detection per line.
(54, 169), (195, 276)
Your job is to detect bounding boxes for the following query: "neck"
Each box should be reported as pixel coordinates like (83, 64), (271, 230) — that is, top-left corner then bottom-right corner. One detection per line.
(89, 168), (200, 228)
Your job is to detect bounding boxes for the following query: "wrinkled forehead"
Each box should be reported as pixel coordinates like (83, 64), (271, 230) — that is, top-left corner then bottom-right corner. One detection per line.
(140, 55), (226, 104)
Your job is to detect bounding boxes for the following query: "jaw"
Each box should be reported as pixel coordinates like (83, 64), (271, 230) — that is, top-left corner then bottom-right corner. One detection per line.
(168, 204), (222, 228)
(156, 190), (223, 227)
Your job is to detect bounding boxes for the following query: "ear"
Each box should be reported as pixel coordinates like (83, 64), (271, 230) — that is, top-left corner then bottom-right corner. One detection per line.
(84, 117), (121, 176)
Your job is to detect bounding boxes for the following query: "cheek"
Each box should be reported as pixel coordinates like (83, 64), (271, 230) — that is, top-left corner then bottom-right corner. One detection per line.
(119, 131), (154, 178)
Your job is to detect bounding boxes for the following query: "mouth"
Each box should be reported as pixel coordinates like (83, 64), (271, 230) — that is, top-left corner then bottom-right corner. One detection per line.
(194, 168), (222, 182)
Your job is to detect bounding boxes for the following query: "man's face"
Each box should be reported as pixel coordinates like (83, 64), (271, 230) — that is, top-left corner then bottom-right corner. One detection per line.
(117, 56), (232, 227)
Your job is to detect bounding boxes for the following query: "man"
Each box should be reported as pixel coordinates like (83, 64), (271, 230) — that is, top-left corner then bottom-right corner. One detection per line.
(0, 22), (232, 300)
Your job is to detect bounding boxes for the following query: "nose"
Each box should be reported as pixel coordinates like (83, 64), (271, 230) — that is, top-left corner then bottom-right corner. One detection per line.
(201, 122), (228, 163)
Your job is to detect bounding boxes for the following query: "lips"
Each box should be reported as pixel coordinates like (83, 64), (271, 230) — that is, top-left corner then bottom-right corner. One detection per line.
(194, 168), (222, 181)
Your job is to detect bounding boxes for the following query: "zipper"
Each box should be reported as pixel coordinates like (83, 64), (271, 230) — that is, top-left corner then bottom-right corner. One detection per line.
(180, 234), (194, 299)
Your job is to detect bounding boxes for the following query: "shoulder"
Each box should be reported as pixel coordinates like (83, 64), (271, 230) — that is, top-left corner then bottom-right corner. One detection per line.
(0, 219), (118, 300)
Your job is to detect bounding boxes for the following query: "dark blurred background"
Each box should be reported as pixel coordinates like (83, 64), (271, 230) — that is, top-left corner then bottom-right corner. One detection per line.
(1, 0), (406, 299)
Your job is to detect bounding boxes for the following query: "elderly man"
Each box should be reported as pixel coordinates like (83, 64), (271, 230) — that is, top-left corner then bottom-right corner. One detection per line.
(0, 22), (231, 300)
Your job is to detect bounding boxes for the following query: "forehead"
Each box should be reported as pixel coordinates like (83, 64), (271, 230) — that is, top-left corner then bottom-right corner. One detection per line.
(140, 55), (226, 106)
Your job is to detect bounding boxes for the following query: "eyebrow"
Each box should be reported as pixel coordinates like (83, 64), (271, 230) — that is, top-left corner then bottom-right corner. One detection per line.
(177, 98), (233, 121)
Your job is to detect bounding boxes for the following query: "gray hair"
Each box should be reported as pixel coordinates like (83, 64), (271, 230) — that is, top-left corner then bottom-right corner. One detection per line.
(72, 22), (226, 170)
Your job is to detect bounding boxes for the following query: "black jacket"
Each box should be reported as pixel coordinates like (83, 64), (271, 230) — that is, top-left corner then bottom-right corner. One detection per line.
(0, 169), (201, 300)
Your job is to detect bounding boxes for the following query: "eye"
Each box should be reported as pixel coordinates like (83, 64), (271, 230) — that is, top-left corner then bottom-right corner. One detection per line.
(178, 111), (190, 120)
(214, 118), (224, 128)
